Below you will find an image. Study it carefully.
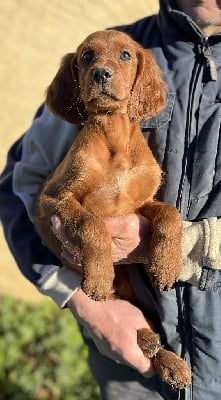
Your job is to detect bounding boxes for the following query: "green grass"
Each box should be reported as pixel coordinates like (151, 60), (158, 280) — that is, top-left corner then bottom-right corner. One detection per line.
(0, 296), (100, 400)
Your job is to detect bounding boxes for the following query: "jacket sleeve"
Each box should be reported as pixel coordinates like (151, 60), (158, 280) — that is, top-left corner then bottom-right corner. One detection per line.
(0, 106), (81, 307)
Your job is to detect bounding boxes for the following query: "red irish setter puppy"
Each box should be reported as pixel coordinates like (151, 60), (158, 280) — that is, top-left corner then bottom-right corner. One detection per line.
(33, 30), (191, 389)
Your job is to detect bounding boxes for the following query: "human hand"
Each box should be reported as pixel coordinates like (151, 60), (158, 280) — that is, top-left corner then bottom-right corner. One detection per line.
(67, 288), (155, 377)
(51, 214), (151, 265)
(52, 214), (153, 375)
(51, 215), (82, 265)
(105, 214), (151, 264)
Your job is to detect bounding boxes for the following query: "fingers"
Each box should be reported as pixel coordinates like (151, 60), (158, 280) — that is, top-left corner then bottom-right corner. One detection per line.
(105, 214), (140, 237)
(105, 214), (151, 240)
(121, 345), (155, 377)
(51, 215), (82, 264)
(51, 215), (66, 240)
(94, 329), (155, 377)
(134, 350), (156, 377)
(61, 248), (82, 265)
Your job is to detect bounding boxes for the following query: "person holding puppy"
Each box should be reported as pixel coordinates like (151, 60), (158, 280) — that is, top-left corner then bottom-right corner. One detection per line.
(1, 1), (221, 399)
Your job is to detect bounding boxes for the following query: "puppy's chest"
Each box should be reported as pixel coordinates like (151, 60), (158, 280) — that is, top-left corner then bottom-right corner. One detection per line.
(81, 151), (159, 216)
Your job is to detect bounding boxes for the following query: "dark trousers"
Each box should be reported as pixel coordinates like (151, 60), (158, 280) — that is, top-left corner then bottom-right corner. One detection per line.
(82, 327), (180, 400)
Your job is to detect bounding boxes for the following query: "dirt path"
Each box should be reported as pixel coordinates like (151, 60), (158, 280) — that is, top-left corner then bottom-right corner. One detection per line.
(0, 0), (159, 301)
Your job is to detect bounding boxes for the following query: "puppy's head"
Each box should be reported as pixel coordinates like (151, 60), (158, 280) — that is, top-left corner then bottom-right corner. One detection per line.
(46, 30), (166, 124)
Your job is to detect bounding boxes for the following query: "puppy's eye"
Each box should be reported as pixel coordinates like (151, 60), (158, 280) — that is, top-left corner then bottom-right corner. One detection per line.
(82, 50), (94, 62)
(120, 51), (131, 61)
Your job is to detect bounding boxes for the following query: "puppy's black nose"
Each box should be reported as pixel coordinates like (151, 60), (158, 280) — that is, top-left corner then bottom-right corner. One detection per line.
(92, 67), (113, 84)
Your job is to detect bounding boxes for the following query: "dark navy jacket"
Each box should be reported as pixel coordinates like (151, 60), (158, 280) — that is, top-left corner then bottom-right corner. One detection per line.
(118, 2), (221, 399)
(1, 1), (221, 399)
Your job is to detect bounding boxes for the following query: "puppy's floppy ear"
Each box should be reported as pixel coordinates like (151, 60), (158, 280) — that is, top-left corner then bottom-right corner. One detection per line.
(128, 49), (167, 123)
(46, 53), (87, 124)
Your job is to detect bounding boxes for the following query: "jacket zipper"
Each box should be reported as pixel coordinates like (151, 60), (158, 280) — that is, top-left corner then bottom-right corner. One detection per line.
(176, 46), (203, 216)
(176, 37), (217, 217)
(202, 37), (218, 81)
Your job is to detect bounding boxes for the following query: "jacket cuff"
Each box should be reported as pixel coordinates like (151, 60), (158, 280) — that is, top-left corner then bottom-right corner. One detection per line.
(179, 218), (221, 290)
(38, 266), (82, 307)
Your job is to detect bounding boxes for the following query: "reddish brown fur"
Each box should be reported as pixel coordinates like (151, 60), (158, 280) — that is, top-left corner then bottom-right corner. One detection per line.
(33, 30), (191, 389)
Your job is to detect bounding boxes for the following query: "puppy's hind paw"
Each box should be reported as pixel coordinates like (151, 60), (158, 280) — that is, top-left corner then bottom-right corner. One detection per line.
(152, 348), (191, 390)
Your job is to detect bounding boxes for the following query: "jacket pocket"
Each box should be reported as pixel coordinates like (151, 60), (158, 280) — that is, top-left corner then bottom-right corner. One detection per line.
(141, 92), (176, 129)
(140, 92), (176, 166)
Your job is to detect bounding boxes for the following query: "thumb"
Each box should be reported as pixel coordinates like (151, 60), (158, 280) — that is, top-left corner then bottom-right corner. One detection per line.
(126, 346), (155, 377)
(105, 216), (126, 236)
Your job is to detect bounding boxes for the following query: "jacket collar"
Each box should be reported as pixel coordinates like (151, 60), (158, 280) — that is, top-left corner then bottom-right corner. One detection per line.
(159, 0), (221, 43)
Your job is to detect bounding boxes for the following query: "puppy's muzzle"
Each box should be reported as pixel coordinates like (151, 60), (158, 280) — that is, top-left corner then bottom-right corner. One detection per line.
(92, 67), (113, 84)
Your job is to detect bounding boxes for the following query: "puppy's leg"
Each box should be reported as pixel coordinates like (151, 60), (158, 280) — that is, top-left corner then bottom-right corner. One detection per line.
(35, 193), (114, 301)
(137, 329), (191, 389)
(137, 328), (161, 359)
(139, 201), (182, 291)
(152, 348), (191, 389)
(77, 213), (114, 301)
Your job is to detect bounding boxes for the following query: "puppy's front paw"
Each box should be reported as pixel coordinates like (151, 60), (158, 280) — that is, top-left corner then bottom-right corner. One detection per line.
(147, 243), (182, 291)
(81, 266), (113, 301)
(81, 280), (109, 301)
